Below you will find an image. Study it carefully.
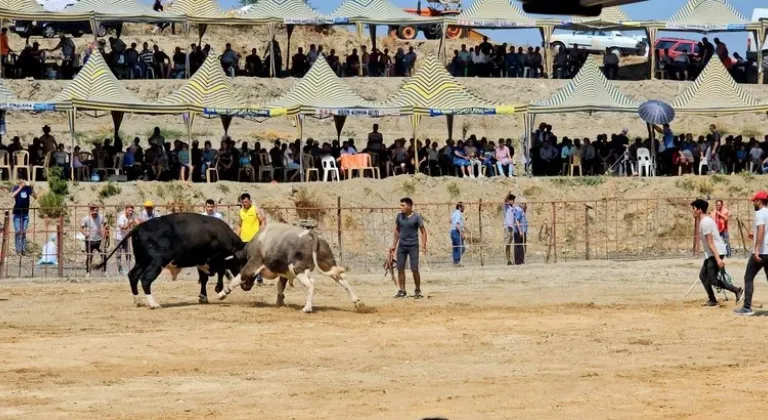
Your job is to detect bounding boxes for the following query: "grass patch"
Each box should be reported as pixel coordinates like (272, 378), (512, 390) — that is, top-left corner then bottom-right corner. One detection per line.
(710, 174), (730, 185)
(549, 177), (605, 188)
(402, 179), (416, 196)
(522, 185), (542, 197)
(675, 177), (713, 195)
(446, 182), (460, 199)
(292, 187), (325, 220)
(217, 183), (231, 194)
(739, 171), (755, 182)
(98, 182), (121, 200)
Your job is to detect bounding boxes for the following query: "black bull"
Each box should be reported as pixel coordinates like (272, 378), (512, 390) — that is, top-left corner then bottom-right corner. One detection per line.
(93, 213), (247, 309)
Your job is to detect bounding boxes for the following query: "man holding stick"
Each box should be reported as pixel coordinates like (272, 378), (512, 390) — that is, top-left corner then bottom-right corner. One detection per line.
(691, 199), (742, 307)
(734, 191), (768, 316)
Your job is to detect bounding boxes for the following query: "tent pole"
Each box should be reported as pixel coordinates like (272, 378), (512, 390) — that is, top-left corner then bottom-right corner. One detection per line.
(647, 27), (657, 80)
(755, 28), (765, 85)
(298, 115), (304, 182)
(69, 108), (76, 181)
(269, 24), (276, 78)
(286, 24), (294, 77)
(539, 25), (553, 78)
(438, 22), (448, 64)
(369, 24), (377, 52)
(357, 23), (364, 76)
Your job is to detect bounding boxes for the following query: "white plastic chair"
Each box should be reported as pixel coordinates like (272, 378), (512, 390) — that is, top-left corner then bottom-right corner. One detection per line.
(699, 156), (708, 175)
(321, 156), (340, 182)
(636, 148), (654, 177)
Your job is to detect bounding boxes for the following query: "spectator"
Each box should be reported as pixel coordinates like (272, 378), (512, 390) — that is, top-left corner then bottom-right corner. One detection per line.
(81, 204), (106, 277)
(602, 49), (619, 79)
(450, 201), (465, 267)
(11, 179), (36, 255)
(139, 200), (160, 222)
(115, 204), (138, 275)
(53, 144), (71, 179)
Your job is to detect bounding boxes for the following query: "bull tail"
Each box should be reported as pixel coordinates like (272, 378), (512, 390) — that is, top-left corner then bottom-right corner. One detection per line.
(91, 227), (135, 271)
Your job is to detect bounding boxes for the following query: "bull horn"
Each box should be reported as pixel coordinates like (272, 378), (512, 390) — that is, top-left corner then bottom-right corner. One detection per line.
(224, 255), (235, 261)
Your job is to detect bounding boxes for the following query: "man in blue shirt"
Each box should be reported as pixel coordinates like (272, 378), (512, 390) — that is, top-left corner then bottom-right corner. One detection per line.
(503, 194), (520, 265)
(11, 179), (36, 255)
(653, 123), (676, 176)
(450, 202), (465, 267)
(513, 201), (526, 265)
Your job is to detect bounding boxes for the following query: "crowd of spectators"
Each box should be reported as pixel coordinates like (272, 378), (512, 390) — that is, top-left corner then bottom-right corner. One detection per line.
(656, 36), (750, 83)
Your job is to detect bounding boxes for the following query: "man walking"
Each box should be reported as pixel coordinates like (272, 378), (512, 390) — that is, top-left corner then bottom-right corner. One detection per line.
(450, 202), (465, 267)
(513, 198), (525, 265)
(503, 194), (523, 265)
(390, 197), (428, 299)
(735, 191), (768, 316)
(115, 204), (138, 275)
(713, 199), (731, 257)
(11, 179), (36, 255)
(81, 204), (106, 277)
(236, 193), (265, 285)
(691, 199), (742, 306)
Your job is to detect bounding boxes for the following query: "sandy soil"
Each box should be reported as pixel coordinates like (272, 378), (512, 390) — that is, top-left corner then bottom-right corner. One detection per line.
(1, 258), (767, 419)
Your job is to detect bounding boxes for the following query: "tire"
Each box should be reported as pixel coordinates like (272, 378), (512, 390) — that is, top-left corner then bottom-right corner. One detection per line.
(445, 26), (464, 40)
(551, 41), (566, 53)
(42, 25), (56, 39)
(609, 47), (622, 58)
(424, 24), (441, 40)
(397, 26), (417, 40)
(96, 24), (107, 38)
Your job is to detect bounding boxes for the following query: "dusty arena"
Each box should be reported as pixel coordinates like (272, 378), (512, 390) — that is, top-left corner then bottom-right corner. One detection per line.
(2, 258), (767, 419)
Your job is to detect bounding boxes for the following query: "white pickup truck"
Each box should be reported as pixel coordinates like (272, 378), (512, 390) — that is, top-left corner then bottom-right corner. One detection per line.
(551, 30), (648, 57)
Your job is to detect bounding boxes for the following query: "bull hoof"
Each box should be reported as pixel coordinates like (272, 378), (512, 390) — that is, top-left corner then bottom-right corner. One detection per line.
(133, 296), (143, 307)
(302, 306), (313, 313)
(215, 284), (224, 294)
(199, 295), (209, 304)
(147, 302), (162, 309)
(217, 291), (228, 300)
(276, 294), (285, 307)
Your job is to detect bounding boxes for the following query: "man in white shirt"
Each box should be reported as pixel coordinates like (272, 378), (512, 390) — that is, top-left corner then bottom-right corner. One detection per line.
(735, 191), (768, 316)
(691, 199), (742, 307)
(201, 199), (223, 219)
(139, 200), (161, 222)
(116, 205), (138, 275)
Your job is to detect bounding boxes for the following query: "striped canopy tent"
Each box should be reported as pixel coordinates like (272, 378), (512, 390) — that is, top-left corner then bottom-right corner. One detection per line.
(0, 0), (90, 21)
(558, 6), (644, 31)
(648, 0), (765, 82)
(525, 56), (641, 157)
(166, 0), (243, 42)
(0, 78), (68, 112)
(157, 52), (284, 136)
(265, 54), (406, 177)
(66, 0), (185, 38)
(441, 0), (554, 74)
(239, 0), (334, 77)
(329, 0), (441, 52)
(381, 54), (518, 140)
(54, 52), (185, 149)
(670, 56), (768, 116)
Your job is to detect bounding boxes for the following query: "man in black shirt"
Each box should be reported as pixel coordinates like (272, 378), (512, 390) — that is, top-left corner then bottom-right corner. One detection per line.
(11, 179), (36, 255)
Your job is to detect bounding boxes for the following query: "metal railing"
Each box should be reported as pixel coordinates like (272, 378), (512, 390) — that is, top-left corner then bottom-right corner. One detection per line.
(0, 197), (755, 279)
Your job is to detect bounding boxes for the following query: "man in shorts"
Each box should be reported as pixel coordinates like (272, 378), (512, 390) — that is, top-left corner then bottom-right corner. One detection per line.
(390, 197), (428, 299)
(735, 191), (768, 316)
(81, 204), (106, 277)
(115, 204), (138, 275)
(691, 199), (742, 307)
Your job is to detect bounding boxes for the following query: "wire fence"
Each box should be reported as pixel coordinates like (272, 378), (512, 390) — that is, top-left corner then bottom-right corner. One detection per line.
(0, 197), (757, 279)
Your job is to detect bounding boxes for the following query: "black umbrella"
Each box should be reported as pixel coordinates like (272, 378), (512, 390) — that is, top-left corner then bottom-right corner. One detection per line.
(638, 100), (675, 125)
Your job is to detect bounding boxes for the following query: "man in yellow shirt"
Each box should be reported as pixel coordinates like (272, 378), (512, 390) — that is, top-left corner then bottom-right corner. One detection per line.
(236, 193), (266, 285)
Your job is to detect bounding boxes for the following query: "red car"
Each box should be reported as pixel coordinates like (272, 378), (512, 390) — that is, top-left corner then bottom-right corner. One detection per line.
(654, 37), (699, 59)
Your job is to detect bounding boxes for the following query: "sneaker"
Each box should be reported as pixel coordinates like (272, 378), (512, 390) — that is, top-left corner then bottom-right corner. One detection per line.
(734, 307), (755, 316)
(412, 290), (424, 299)
(735, 287), (744, 304)
(703, 300), (718, 307)
(394, 290), (407, 298)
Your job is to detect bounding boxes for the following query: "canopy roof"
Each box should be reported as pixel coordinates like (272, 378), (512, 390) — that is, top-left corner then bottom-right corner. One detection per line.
(330, 0), (440, 25)
(0, 78), (66, 112)
(239, 0), (333, 25)
(66, 0), (184, 22)
(0, 0), (90, 21)
(528, 56), (641, 114)
(155, 52), (278, 117)
(165, 0), (240, 24)
(443, 0), (537, 28)
(53, 52), (181, 113)
(266, 55), (404, 116)
(670, 56), (767, 115)
(560, 6), (642, 31)
(662, 0), (756, 32)
(381, 54), (517, 116)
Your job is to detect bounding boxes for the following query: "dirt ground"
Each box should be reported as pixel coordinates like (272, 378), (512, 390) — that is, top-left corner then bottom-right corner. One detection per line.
(1, 258), (768, 419)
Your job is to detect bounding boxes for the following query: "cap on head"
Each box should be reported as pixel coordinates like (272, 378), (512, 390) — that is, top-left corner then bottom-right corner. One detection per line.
(144, 200), (155, 207)
(752, 191), (768, 201)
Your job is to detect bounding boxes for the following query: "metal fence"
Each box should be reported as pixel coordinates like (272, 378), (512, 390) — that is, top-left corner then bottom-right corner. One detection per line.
(0, 197), (757, 279)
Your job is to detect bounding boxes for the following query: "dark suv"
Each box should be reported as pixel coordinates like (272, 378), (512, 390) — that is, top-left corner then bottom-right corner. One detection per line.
(10, 20), (119, 39)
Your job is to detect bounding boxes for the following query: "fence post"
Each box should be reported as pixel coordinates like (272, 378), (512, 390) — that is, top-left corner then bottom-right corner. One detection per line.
(552, 202), (558, 263)
(57, 215), (64, 278)
(584, 204), (592, 260)
(478, 199), (484, 266)
(337, 196), (343, 267)
(0, 211), (9, 279)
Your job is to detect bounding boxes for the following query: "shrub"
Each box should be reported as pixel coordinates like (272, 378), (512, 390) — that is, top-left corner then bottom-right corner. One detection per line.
(38, 166), (68, 219)
(99, 181), (121, 199)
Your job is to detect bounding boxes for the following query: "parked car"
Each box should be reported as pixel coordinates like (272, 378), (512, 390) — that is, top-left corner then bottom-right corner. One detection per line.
(654, 37), (699, 59)
(551, 30), (647, 57)
(10, 20), (118, 39)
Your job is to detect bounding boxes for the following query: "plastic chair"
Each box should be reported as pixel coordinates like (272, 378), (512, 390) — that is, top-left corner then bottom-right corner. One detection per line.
(107, 152), (124, 176)
(258, 153), (274, 181)
(321, 156), (340, 182)
(359, 153), (378, 179)
(699, 156), (708, 175)
(636, 148), (654, 177)
(205, 157), (219, 183)
(0, 150), (11, 181)
(339, 154), (357, 179)
(32, 151), (53, 182)
(304, 154), (319, 182)
(12, 150), (30, 181)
